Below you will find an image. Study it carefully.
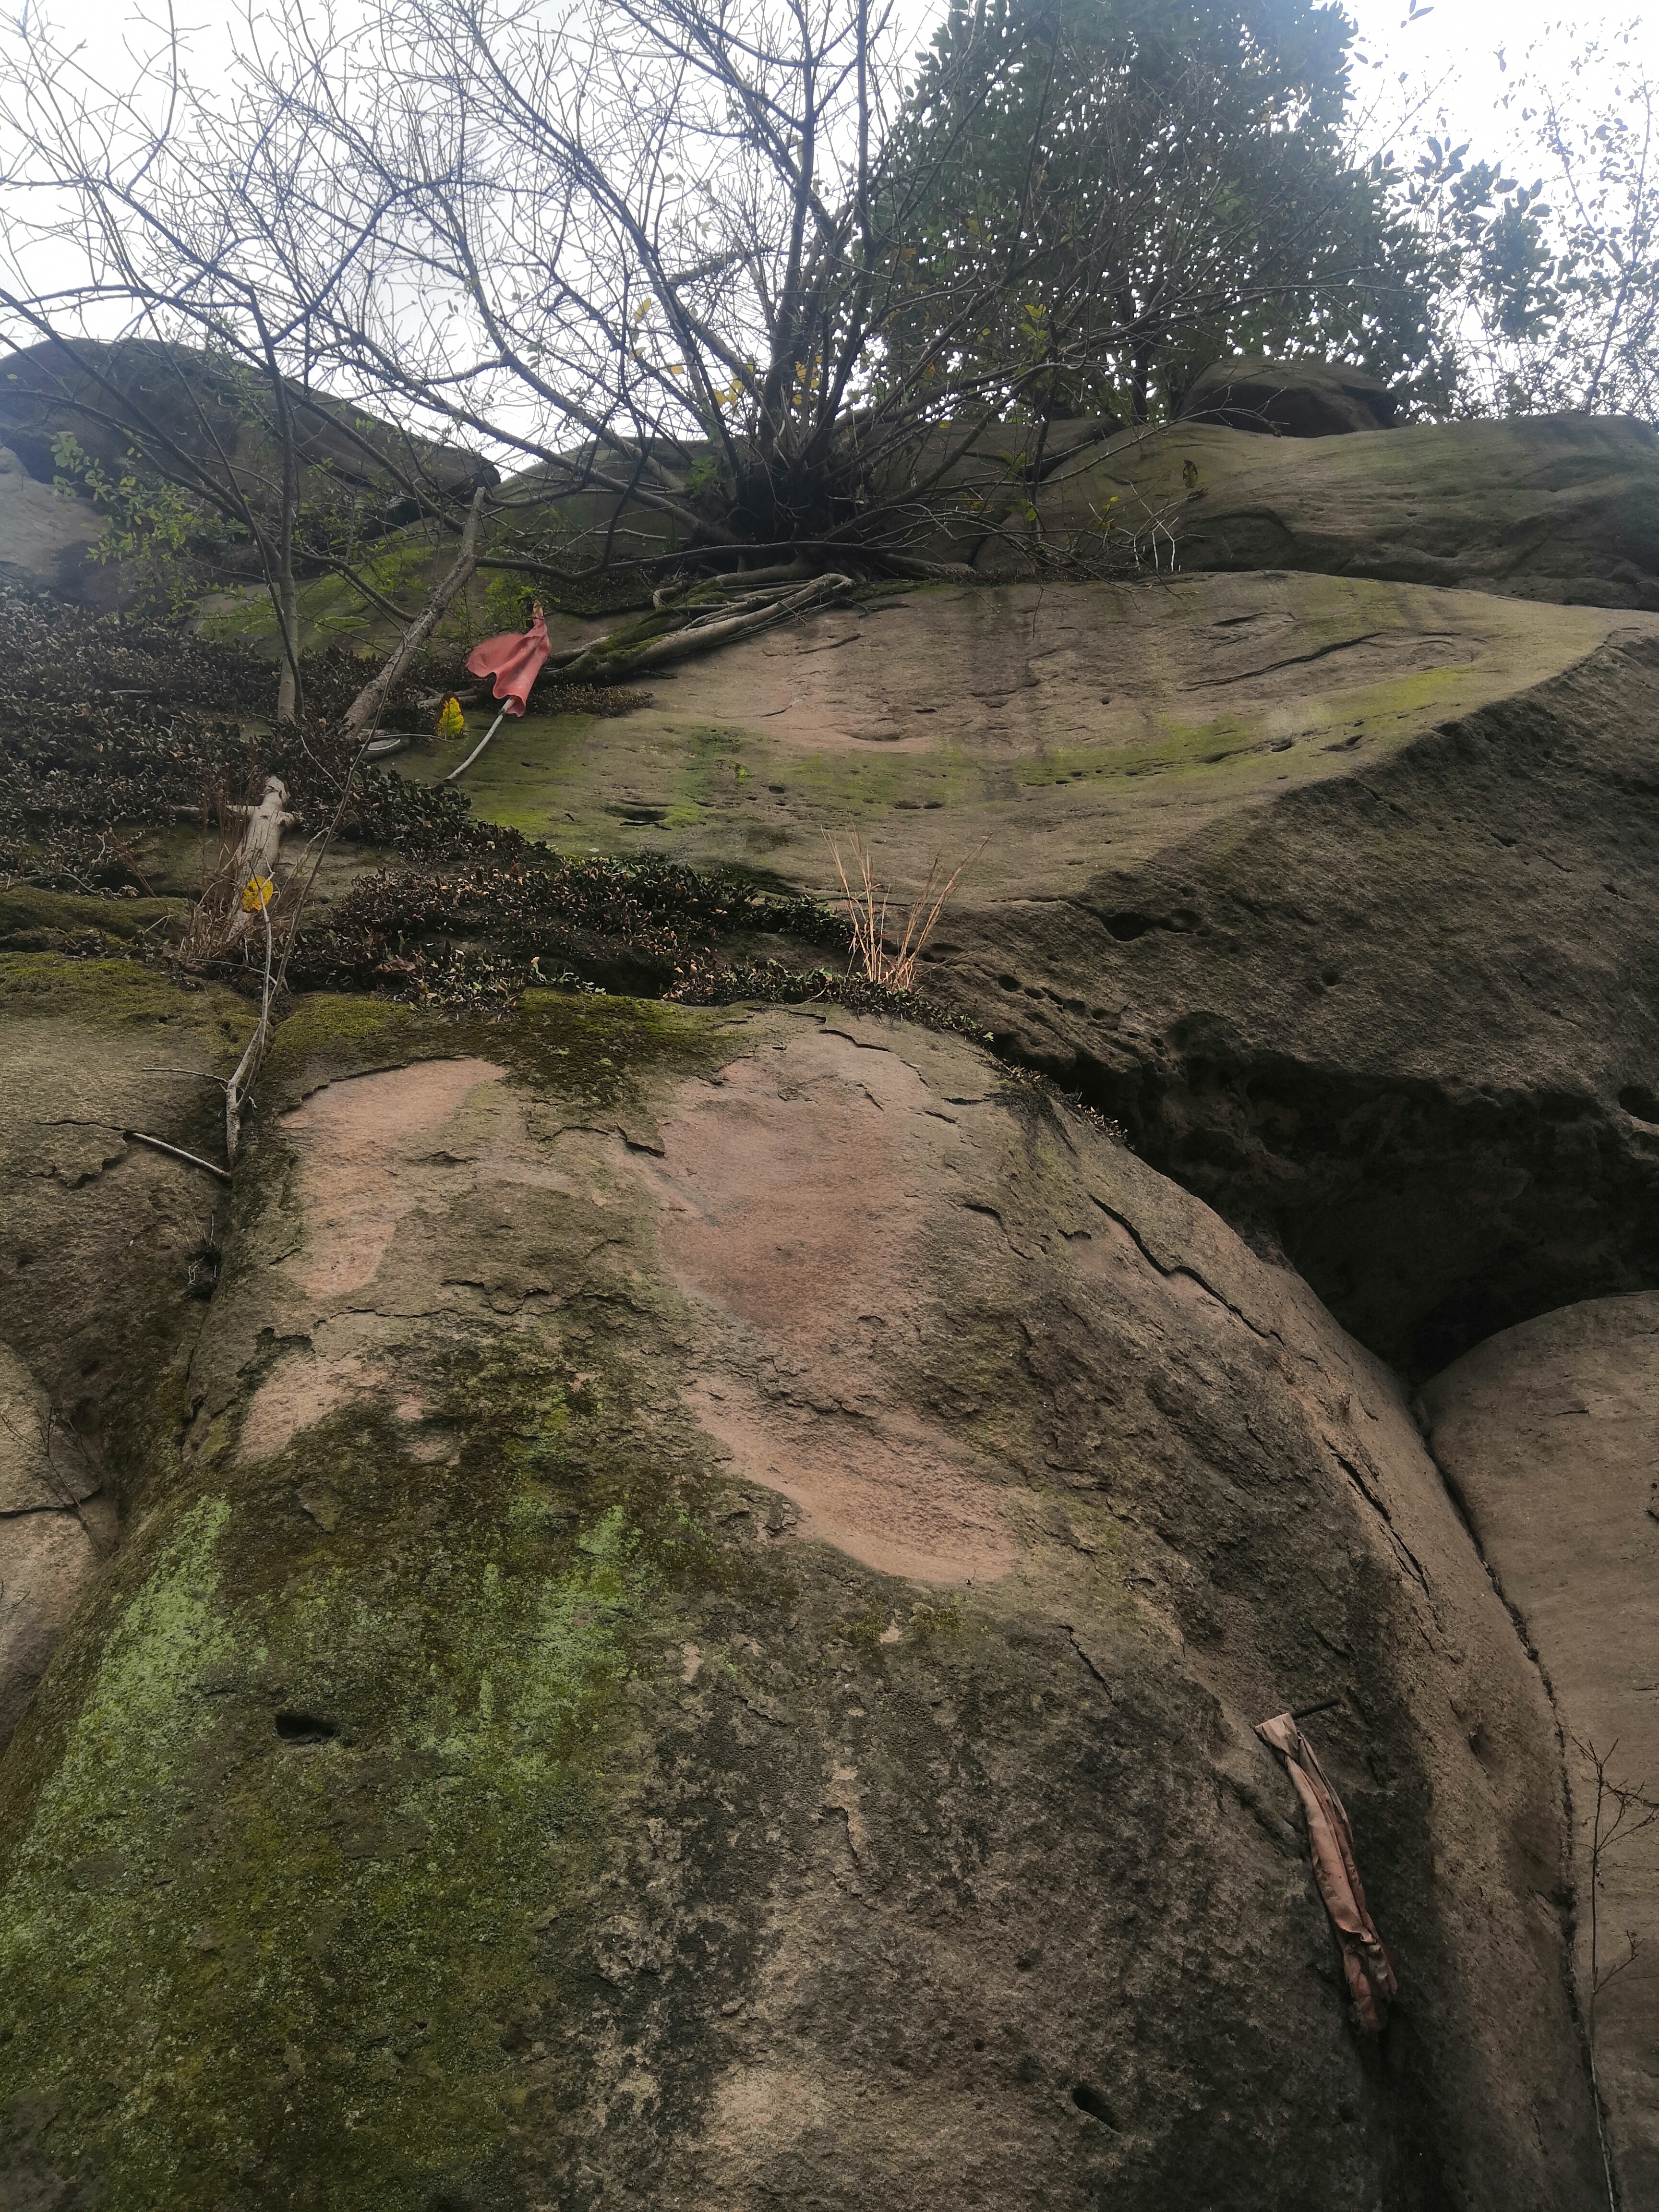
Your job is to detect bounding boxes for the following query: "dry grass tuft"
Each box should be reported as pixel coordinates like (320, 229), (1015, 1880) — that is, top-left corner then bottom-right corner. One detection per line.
(824, 830), (984, 991)
(175, 798), (251, 967)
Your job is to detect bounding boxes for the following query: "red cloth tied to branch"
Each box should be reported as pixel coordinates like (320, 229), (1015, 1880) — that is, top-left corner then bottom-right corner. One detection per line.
(1256, 1711), (1398, 2032)
(465, 607), (551, 717)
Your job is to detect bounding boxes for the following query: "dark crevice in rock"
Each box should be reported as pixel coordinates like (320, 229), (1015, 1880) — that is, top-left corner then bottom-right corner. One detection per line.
(1328, 1448), (1431, 1596)
(1084, 1189), (1282, 1347)
(937, 635), (1659, 1383)
(273, 1709), (338, 1744)
(1068, 1047), (1659, 1384)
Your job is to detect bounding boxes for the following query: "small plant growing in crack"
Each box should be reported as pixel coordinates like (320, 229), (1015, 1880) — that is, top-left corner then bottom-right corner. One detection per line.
(824, 830), (985, 991)
(1575, 1734), (1659, 2208)
(186, 1209), (224, 1301)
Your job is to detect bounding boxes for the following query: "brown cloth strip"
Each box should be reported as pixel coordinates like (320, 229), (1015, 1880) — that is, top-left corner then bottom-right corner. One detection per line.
(1256, 1710), (1398, 2032)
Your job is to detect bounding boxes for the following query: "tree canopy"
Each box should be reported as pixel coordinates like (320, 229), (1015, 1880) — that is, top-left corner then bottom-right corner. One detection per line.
(880, 0), (1440, 425)
(0, 0), (1653, 677)
(1404, 27), (1658, 425)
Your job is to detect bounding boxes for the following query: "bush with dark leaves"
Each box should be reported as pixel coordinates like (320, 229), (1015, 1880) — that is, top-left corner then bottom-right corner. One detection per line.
(0, 590), (647, 889)
(286, 853), (850, 999)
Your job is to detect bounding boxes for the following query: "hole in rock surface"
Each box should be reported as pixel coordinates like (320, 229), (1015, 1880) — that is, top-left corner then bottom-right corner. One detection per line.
(1072, 2083), (1120, 2129)
(274, 1710), (337, 1744)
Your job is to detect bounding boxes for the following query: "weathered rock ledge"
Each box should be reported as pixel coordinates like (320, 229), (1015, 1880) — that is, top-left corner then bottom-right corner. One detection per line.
(379, 572), (1659, 1379)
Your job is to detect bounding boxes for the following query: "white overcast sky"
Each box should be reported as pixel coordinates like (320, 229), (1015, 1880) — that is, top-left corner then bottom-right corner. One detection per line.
(5, 0), (1653, 362)
(17, 0), (1657, 160)
(1344, 0), (1657, 165)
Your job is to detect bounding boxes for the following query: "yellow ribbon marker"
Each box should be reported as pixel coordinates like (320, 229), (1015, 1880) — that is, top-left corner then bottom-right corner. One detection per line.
(241, 875), (276, 914)
(436, 694), (466, 742)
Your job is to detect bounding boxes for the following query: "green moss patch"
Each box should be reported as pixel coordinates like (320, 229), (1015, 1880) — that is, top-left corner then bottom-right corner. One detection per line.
(0, 886), (186, 946)
(0, 1312), (733, 2209)
(0, 950), (254, 1050)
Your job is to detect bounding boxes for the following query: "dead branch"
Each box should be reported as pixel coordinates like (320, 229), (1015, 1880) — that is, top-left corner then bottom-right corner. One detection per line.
(560, 571), (856, 684)
(221, 778), (298, 947)
(210, 485), (490, 1165)
(123, 1130), (233, 1183)
(1574, 1734), (1659, 2211)
(342, 487), (489, 732)
(223, 886), (276, 1168)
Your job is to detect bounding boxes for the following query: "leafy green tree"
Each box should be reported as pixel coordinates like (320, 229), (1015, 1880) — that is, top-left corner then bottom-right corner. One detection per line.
(880, 0), (1441, 428)
(48, 430), (222, 622)
(1406, 29), (1658, 424)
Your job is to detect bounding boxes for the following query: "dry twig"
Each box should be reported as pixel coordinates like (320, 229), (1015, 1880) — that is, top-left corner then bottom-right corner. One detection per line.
(0, 1399), (110, 1560)
(1575, 1735), (1659, 2210)
(123, 1129), (233, 1183)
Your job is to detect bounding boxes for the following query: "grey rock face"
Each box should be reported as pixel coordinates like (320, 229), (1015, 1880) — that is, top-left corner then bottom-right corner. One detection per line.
(0, 445), (99, 600)
(1034, 412), (1659, 610)
(0, 992), (1605, 2208)
(1177, 356), (1399, 436)
(1421, 1293), (1659, 2206)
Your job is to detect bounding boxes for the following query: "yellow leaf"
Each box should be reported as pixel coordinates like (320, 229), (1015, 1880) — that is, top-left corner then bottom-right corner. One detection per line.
(241, 875), (276, 914)
(436, 694), (466, 741)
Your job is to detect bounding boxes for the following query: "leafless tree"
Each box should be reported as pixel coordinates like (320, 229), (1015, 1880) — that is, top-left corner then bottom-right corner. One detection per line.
(0, 6), (492, 716)
(8, 0), (1393, 609)
(238, 0), (1415, 584)
(3, 0), (1450, 670)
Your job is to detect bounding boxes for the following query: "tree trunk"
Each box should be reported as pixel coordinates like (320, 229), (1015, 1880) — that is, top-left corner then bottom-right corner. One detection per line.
(267, 322), (304, 724)
(275, 567), (301, 722)
(341, 489), (489, 733)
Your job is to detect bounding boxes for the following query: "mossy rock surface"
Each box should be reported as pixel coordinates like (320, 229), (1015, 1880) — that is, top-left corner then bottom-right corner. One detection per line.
(0, 950), (253, 1746)
(0, 886), (188, 950)
(396, 570), (1630, 886)
(373, 574), (1659, 1374)
(0, 975), (1604, 2208)
(6, 405), (1654, 2210)
(1025, 412), (1659, 611)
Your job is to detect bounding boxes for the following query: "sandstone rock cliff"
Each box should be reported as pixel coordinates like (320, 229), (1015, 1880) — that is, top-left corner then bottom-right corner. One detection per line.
(395, 570), (1659, 1380)
(1422, 1297), (1659, 2208)
(0, 986), (1606, 2208)
(2, 387), (1655, 2206)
